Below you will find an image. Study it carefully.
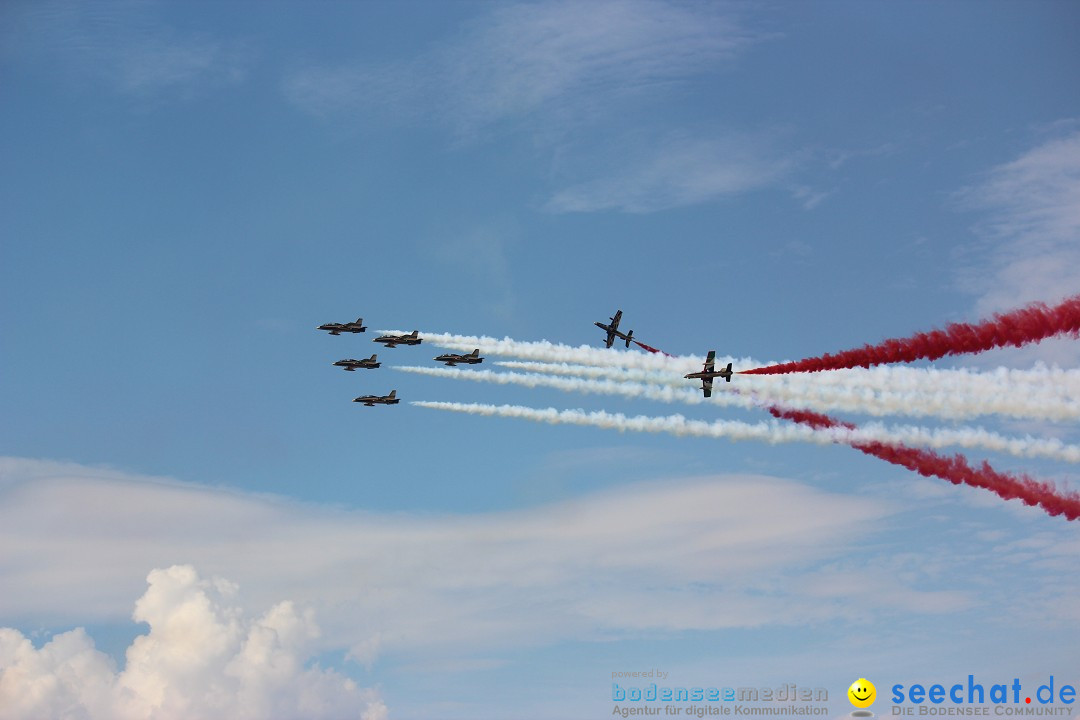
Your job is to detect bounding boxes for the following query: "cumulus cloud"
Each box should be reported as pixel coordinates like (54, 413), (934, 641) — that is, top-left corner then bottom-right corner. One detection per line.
(0, 565), (384, 720)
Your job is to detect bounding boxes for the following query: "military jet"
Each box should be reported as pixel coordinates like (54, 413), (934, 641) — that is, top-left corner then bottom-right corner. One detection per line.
(334, 355), (381, 371)
(435, 349), (484, 366)
(373, 330), (421, 348)
(317, 317), (367, 335)
(684, 350), (733, 398)
(353, 390), (399, 406)
(595, 309), (634, 349)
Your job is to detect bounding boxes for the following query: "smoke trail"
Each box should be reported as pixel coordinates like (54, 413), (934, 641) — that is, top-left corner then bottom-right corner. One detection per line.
(496, 360), (1080, 421)
(402, 366), (1080, 463)
(633, 339), (674, 357)
(770, 407), (1080, 521)
(378, 330), (742, 372)
(497, 360), (673, 384)
(742, 294), (1080, 375)
(397, 365), (754, 407)
(412, 401), (830, 445)
(415, 400), (1080, 519)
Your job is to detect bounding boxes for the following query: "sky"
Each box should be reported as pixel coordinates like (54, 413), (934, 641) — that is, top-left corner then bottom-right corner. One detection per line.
(1, 1), (1079, 718)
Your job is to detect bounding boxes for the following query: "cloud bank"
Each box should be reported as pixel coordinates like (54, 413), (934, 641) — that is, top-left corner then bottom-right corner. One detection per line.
(1, 456), (953, 659)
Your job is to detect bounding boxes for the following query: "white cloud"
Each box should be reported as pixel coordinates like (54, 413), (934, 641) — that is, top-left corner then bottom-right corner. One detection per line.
(546, 131), (795, 213)
(0, 565), (384, 720)
(3, 457), (1080, 715)
(282, 0), (761, 133)
(281, 1), (792, 214)
(0, 456), (916, 659)
(955, 128), (1080, 365)
(4, 1), (251, 97)
(791, 185), (832, 211)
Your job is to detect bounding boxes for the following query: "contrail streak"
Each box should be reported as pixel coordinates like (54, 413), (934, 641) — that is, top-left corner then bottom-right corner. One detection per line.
(495, 361), (1080, 421)
(769, 407), (1080, 521)
(401, 366), (1080, 463)
(742, 294), (1080, 375)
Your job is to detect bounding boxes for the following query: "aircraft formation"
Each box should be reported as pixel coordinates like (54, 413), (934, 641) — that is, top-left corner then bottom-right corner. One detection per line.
(319, 309), (733, 408)
(317, 317), (487, 406)
(316, 300), (1080, 522)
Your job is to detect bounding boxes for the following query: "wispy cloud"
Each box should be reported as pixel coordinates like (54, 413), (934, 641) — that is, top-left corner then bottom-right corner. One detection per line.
(424, 219), (518, 318)
(546, 130), (796, 213)
(282, 0), (762, 133)
(0, 456), (929, 659)
(957, 128), (1080, 313)
(955, 127), (1080, 366)
(4, 1), (251, 97)
(281, 1), (794, 215)
(791, 185), (832, 210)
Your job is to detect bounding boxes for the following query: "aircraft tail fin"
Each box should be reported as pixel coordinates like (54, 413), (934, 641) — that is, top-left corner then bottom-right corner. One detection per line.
(624, 330), (634, 348)
(369, 354), (377, 362)
(388, 390), (397, 399)
(724, 362), (733, 382)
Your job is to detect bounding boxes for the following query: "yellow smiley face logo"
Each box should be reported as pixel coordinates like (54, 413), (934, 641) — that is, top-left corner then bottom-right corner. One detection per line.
(848, 678), (876, 708)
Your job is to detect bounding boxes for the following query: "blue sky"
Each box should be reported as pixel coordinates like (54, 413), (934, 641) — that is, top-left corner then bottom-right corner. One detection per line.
(1, 1), (1079, 719)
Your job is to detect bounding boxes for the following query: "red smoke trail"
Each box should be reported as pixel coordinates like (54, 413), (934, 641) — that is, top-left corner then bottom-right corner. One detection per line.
(633, 340), (675, 357)
(769, 407), (1080, 521)
(742, 294), (1080, 375)
(623, 338), (1079, 519)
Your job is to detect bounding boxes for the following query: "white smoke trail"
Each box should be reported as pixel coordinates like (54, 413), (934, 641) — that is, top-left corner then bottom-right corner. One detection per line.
(397, 364), (750, 408)
(388, 331), (1080, 421)
(379, 329), (747, 372)
(497, 360), (680, 385)
(401, 367), (1080, 463)
(413, 400), (1080, 463)
(496, 360), (1080, 421)
(412, 401), (826, 445)
(740, 365), (1080, 422)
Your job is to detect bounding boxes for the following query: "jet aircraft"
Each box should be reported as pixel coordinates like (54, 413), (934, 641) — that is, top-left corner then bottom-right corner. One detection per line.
(595, 310), (634, 349)
(684, 350), (733, 398)
(373, 330), (421, 348)
(434, 349), (484, 366)
(334, 355), (381, 371)
(317, 317), (367, 335)
(353, 390), (399, 406)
